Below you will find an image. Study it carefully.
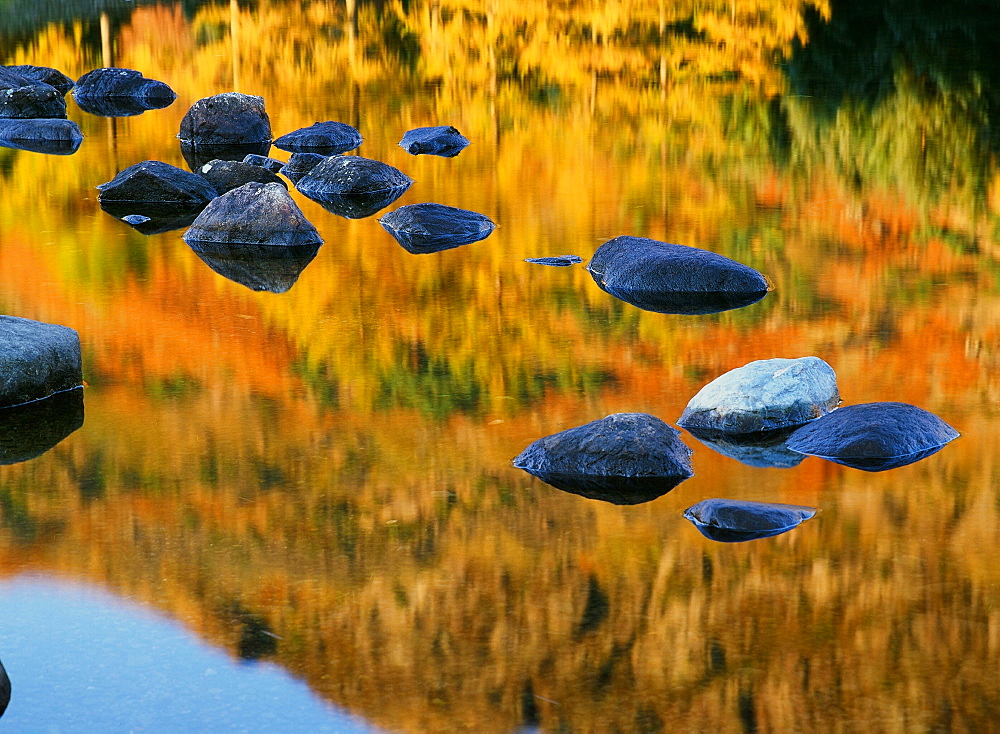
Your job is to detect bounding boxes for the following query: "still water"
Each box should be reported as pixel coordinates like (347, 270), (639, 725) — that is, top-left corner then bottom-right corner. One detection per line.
(1, 0), (999, 731)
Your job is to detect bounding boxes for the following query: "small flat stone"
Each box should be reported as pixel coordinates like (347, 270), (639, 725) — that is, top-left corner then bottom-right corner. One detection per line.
(379, 203), (496, 253)
(274, 121), (362, 154)
(398, 125), (470, 157)
(684, 498), (817, 542)
(525, 255), (583, 267)
(0, 118), (83, 155)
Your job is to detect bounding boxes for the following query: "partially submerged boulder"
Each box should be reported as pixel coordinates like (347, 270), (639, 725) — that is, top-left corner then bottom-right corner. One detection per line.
(97, 160), (218, 204)
(199, 159), (286, 195)
(398, 125), (470, 157)
(0, 118), (83, 155)
(178, 92), (271, 146)
(297, 155), (412, 197)
(587, 236), (770, 314)
(0, 82), (66, 119)
(684, 498), (817, 542)
(242, 154), (285, 173)
(274, 121), (362, 154)
(525, 255), (583, 267)
(187, 241), (321, 293)
(5, 64), (74, 95)
(513, 413), (694, 504)
(785, 402), (959, 471)
(678, 357), (840, 434)
(279, 152), (326, 184)
(0, 387), (84, 465)
(378, 203), (496, 254)
(72, 68), (175, 116)
(183, 182), (322, 247)
(0, 315), (83, 408)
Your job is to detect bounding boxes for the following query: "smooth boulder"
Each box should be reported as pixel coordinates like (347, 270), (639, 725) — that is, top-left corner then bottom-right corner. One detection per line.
(684, 498), (817, 542)
(97, 160), (218, 204)
(0, 315), (83, 408)
(72, 68), (176, 116)
(587, 236), (769, 314)
(378, 203), (496, 253)
(274, 121), (362, 154)
(785, 402), (959, 471)
(297, 155), (412, 197)
(178, 92), (271, 146)
(678, 357), (840, 434)
(513, 413), (694, 504)
(398, 125), (470, 157)
(0, 118), (83, 155)
(199, 159), (287, 194)
(0, 387), (84, 465)
(183, 182), (322, 247)
(4, 64), (74, 94)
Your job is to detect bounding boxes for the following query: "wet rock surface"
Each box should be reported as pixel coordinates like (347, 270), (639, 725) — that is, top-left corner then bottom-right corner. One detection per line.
(199, 159), (286, 194)
(274, 121), (362, 154)
(0, 118), (83, 154)
(398, 125), (470, 157)
(72, 68), (176, 116)
(379, 203), (497, 253)
(187, 241), (322, 293)
(0, 387), (84, 465)
(0, 82), (66, 119)
(525, 255), (583, 267)
(684, 498), (817, 542)
(242, 154), (285, 173)
(279, 152), (326, 184)
(0, 315), (83, 408)
(97, 160), (218, 204)
(587, 235), (769, 314)
(679, 356), (840, 434)
(785, 402), (959, 471)
(513, 413), (694, 503)
(297, 155), (412, 197)
(178, 92), (271, 146)
(5, 64), (74, 95)
(183, 181), (322, 247)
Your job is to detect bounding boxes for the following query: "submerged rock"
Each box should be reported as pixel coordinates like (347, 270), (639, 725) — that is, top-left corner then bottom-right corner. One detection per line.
(72, 68), (176, 116)
(398, 125), (470, 157)
(178, 92), (271, 146)
(5, 64), (74, 95)
(0, 387), (84, 465)
(0, 315), (83, 408)
(187, 241), (321, 293)
(379, 203), (496, 254)
(183, 182), (322, 247)
(242, 154), (285, 173)
(587, 236), (770, 314)
(0, 118), (83, 154)
(100, 199), (206, 235)
(97, 160), (218, 204)
(684, 498), (817, 542)
(0, 82), (66, 119)
(685, 426), (805, 469)
(513, 413), (694, 504)
(786, 402), (959, 471)
(679, 357), (840, 434)
(274, 121), (362, 154)
(199, 159), (286, 195)
(525, 255), (583, 267)
(279, 152), (326, 184)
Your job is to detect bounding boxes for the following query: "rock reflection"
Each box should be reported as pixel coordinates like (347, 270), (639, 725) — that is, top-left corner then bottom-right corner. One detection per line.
(72, 67), (175, 117)
(0, 118), (82, 155)
(684, 426), (804, 468)
(529, 472), (688, 505)
(180, 141), (273, 172)
(187, 241), (321, 293)
(684, 498), (817, 542)
(0, 387), (84, 465)
(0, 658), (8, 718)
(100, 199), (205, 235)
(306, 189), (409, 220)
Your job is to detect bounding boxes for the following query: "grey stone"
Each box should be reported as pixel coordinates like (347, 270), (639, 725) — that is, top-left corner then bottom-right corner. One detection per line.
(0, 82), (66, 119)
(279, 152), (326, 184)
(178, 92), (271, 146)
(5, 64), (74, 94)
(379, 203), (496, 253)
(0, 315), (83, 408)
(242, 154), (285, 173)
(72, 68), (175, 116)
(297, 155), (412, 197)
(786, 402), (959, 471)
(398, 125), (470, 157)
(0, 118), (83, 154)
(199, 159), (286, 195)
(274, 121), (362, 154)
(183, 182), (322, 247)
(678, 356), (840, 434)
(525, 255), (583, 267)
(97, 160), (218, 204)
(684, 498), (817, 542)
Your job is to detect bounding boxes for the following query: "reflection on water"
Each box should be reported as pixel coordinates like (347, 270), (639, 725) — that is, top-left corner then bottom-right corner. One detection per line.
(1, 0), (1000, 730)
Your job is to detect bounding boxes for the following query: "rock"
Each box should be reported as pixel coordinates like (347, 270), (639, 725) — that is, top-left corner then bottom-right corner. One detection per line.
(100, 200), (206, 235)
(72, 68), (175, 116)
(0, 657), (8, 717)
(199, 159), (287, 195)
(685, 426), (805, 468)
(180, 141), (272, 172)
(297, 155), (412, 197)
(187, 241), (321, 293)
(0, 387), (84, 465)
(183, 182), (322, 247)
(378, 203), (496, 253)
(513, 413), (694, 504)
(678, 357), (840, 434)
(178, 92), (271, 146)
(0, 118), (83, 155)
(97, 160), (218, 204)
(5, 64), (74, 94)
(242, 154), (285, 173)
(0, 82), (66, 119)
(587, 235), (770, 314)
(274, 121), (362, 154)
(525, 255), (583, 267)
(785, 402), (959, 471)
(279, 152), (326, 184)
(0, 315), (83, 408)
(684, 498), (817, 542)
(398, 125), (470, 157)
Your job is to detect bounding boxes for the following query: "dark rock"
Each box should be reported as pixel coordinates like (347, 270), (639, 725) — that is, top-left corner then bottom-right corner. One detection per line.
(100, 199), (206, 235)
(378, 203), (496, 253)
(0, 118), (83, 155)
(242, 154), (285, 173)
(0, 66), (35, 89)
(525, 255), (583, 267)
(785, 402), (959, 471)
(684, 426), (805, 469)
(178, 92), (271, 146)
(180, 141), (272, 172)
(0, 315), (83, 408)
(684, 498), (817, 542)
(513, 413), (694, 504)
(72, 67), (175, 116)
(199, 159), (286, 195)
(5, 64), (74, 94)
(587, 236), (770, 314)
(183, 182), (322, 247)
(0, 387), (84, 465)
(279, 152), (326, 184)
(678, 357), (840, 434)
(0, 82), (66, 119)
(0, 657), (8, 717)
(97, 160), (218, 204)
(274, 120), (362, 154)
(398, 125), (470, 157)
(297, 155), (412, 197)
(187, 241), (321, 293)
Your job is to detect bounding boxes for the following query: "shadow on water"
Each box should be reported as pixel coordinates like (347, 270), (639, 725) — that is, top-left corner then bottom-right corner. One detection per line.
(0, 388), (84, 465)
